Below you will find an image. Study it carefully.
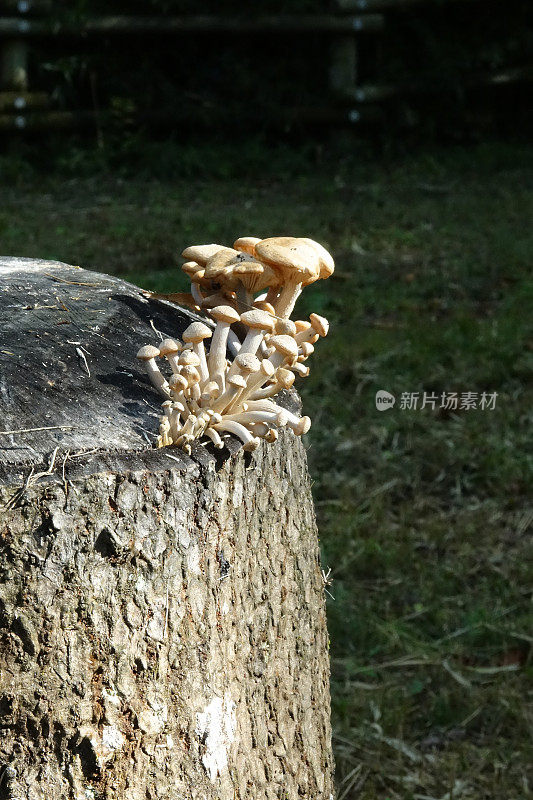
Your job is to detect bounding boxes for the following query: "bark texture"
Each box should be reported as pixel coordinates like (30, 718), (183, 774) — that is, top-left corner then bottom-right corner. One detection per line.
(0, 259), (334, 800)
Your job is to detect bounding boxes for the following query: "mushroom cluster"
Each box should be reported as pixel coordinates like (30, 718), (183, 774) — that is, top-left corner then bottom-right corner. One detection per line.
(137, 236), (333, 454)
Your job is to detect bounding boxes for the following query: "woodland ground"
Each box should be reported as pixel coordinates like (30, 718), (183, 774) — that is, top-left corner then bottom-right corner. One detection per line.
(1, 140), (531, 799)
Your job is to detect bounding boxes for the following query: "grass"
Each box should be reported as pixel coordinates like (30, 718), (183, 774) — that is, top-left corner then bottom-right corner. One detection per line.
(1, 140), (531, 799)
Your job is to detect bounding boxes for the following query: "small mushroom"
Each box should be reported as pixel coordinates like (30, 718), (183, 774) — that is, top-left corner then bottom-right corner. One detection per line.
(251, 366), (295, 400)
(182, 321), (213, 385)
(234, 309), (276, 359)
(137, 344), (169, 397)
(158, 338), (182, 374)
(207, 305), (241, 391)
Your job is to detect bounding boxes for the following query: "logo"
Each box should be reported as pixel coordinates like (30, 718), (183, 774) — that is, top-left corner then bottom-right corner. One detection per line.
(375, 390), (396, 411)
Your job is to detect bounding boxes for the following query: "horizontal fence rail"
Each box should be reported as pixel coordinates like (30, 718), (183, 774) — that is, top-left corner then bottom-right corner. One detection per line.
(0, 14), (385, 36)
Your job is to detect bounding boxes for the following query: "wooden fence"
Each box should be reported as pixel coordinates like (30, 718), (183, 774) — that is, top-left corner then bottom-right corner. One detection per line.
(0, 0), (530, 132)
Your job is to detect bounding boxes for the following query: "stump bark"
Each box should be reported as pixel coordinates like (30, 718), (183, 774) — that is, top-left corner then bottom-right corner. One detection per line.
(0, 259), (334, 800)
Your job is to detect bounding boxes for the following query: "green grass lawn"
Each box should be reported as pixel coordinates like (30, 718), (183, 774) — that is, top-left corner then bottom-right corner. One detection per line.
(1, 141), (531, 799)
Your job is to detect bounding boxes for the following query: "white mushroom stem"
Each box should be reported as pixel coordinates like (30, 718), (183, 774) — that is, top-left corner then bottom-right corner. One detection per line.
(204, 427), (224, 449)
(250, 380), (285, 401)
(142, 358), (170, 397)
(244, 400), (310, 434)
(213, 420), (260, 451)
(223, 409), (288, 427)
(193, 343), (209, 385)
(208, 321), (233, 391)
(265, 286), (280, 306)
(295, 328), (320, 346)
(190, 282), (205, 307)
(238, 360), (276, 400)
(291, 362), (310, 378)
(227, 330), (241, 357)
(274, 282), (303, 319)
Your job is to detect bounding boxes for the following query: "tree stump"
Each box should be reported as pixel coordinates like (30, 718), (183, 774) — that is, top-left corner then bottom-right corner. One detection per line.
(0, 258), (334, 800)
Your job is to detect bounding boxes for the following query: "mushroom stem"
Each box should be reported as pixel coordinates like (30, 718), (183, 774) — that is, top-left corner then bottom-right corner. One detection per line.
(213, 420), (260, 451)
(139, 355), (170, 398)
(208, 322), (232, 390)
(265, 286), (280, 306)
(204, 427), (224, 449)
(235, 283), (253, 312)
(193, 341), (209, 385)
(274, 281), (302, 319)
(223, 409), (287, 427)
(227, 330), (241, 357)
(190, 282), (205, 307)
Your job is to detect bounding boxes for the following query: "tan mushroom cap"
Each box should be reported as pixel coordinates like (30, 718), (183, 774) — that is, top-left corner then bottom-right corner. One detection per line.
(300, 238), (335, 279)
(234, 352), (261, 373)
(240, 309), (276, 333)
(233, 236), (261, 256)
(309, 313), (329, 337)
(253, 300), (276, 315)
(278, 368), (295, 389)
(254, 237), (321, 285)
(182, 321), (213, 343)
(181, 365), (201, 384)
(158, 338), (181, 356)
(275, 318), (297, 336)
(179, 350), (201, 367)
(294, 320), (311, 332)
(181, 244), (229, 266)
(209, 304), (241, 324)
(269, 334), (299, 360)
(137, 344), (160, 360)
(169, 373), (188, 391)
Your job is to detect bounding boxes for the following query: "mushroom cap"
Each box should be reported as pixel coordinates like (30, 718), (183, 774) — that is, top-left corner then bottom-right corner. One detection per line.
(205, 249), (277, 294)
(294, 320), (311, 332)
(295, 416), (312, 435)
(260, 359), (276, 377)
(169, 373), (188, 392)
(234, 353), (261, 374)
(159, 338), (181, 356)
(228, 374), (247, 389)
(183, 321), (213, 343)
(203, 381), (221, 398)
(181, 244), (228, 266)
(179, 350), (201, 367)
(233, 236), (261, 256)
(275, 318), (297, 336)
(137, 344), (160, 360)
(268, 335), (299, 361)
(299, 342), (315, 359)
(181, 365), (201, 384)
(254, 237), (321, 285)
(253, 300), (276, 315)
(205, 248), (253, 277)
(277, 368), (295, 389)
(309, 313), (329, 337)
(240, 309), (276, 333)
(209, 304), (241, 324)
(299, 238), (335, 279)
(233, 260), (279, 294)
